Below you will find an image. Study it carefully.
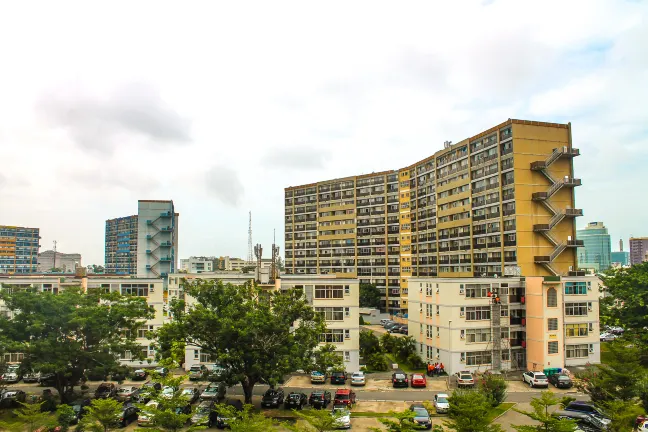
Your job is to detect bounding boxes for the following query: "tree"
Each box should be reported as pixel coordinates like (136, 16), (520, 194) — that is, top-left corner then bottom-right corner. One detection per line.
(359, 283), (382, 309)
(445, 390), (503, 432)
(512, 391), (576, 432)
(158, 280), (325, 403)
(596, 399), (643, 432)
(370, 408), (431, 432)
(290, 407), (346, 432)
(480, 373), (508, 407)
(360, 330), (383, 357)
(80, 398), (124, 432)
(310, 344), (344, 373)
(366, 352), (389, 371)
(220, 404), (280, 432)
(0, 402), (54, 432)
(0, 286), (153, 403)
(56, 404), (78, 432)
(600, 263), (648, 365)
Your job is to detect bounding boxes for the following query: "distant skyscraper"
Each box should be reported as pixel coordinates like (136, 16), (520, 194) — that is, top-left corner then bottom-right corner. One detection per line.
(610, 251), (629, 266)
(136, 200), (179, 278)
(577, 222), (611, 272)
(0, 225), (40, 274)
(105, 215), (139, 274)
(629, 237), (648, 265)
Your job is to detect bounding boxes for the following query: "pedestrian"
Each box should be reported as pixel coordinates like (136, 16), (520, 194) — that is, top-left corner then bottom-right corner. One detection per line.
(427, 362), (433, 377)
(439, 362), (445, 375)
(434, 363), (440, 376)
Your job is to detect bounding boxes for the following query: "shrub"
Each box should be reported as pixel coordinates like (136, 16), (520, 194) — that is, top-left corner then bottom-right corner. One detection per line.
(366, 353), (389, 372)
(479, 373), (508, 407)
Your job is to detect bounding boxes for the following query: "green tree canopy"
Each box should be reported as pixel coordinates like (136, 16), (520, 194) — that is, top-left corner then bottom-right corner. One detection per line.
(309, 343), (344, 373)
(0, 402), (54, 432)
(359, 283), (382, 309)
(360, 330), (383, 358)
(158, 280), (325, 403)
(445, 390), (503, 432)
(512, 391), (576, 432)
(600, 263), (648, 364)
(0, 286), (153, 403)
(80, 398), (124, 432)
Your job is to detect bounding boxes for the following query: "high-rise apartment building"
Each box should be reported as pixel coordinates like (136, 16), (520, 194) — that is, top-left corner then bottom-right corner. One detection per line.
(284, 119), (583, 312)
(105, 216), (139, 275)
(0, 226), (40, 274)
(136, 200), (179, 278)
(629, 237), (648, 265)
(576, 222), (611, 272)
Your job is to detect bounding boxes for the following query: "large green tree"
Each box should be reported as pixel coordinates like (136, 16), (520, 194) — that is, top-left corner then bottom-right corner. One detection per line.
(445, 390), (503, 432)
(79, 398), (124, 432)
(0, 402), (54, 432)
(600, 263), (648, 364)
(512, 391), (576, 432)
(359, 283), (382, 309)
(309, 343), (344, 373)
(158, 280), (325, 403)
(0, 286), (153, 403)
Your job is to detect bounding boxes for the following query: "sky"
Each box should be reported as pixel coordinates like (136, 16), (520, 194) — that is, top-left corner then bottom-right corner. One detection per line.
(0, 0), (646, 265)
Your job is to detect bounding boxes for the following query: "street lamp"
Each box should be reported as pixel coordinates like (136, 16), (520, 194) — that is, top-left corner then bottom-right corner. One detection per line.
(448, 320), (452, 372)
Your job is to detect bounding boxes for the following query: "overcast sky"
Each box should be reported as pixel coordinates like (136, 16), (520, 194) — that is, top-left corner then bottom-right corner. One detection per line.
(0, 0), (646, 265)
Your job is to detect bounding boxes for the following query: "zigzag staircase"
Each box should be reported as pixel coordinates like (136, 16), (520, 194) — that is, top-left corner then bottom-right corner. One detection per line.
(530, 146), (584, 275)
(146, 211), (173, 277)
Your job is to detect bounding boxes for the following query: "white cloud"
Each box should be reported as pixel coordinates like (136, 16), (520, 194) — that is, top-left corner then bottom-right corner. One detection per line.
(0, 0), (646, 263)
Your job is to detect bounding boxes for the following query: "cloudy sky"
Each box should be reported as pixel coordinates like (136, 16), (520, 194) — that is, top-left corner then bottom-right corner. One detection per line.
(0, 0), (646, 265)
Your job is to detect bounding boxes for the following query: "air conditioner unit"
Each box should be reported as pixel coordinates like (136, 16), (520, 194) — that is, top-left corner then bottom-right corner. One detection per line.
(460, 330), (465, 339)
(460, 353), (465, 362)
(588, 302), (593, 311)
(459, 308), (465, 317)
(588, 344), (594, 354)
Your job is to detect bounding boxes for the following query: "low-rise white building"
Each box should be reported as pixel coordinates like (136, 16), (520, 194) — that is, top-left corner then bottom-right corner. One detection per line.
(171, 273), (360, 373)
(407, 275), (601, 375)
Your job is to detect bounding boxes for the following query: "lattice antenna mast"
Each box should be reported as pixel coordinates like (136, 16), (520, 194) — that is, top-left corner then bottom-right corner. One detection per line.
(254, 243), (263, 283)
(247, 211), (253, 264)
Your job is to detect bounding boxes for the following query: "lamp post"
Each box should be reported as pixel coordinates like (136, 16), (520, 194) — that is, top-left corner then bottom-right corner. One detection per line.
(448, 319), (452, 374)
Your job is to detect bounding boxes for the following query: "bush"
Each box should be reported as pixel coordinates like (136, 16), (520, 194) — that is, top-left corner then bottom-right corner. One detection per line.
(479, 373), (508, 407)
(366, 353), (389, 372)
(86, 367), (108, 381)
(110, 365), (130, 382)
(406, 353), (425, 369)
(380, 333), (398, 354)
(359, 315), (366, 325)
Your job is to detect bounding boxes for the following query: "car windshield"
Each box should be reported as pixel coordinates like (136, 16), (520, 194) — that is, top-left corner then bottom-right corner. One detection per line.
(437, 397), (448, 403)
(558, 376), (570, 381)
(413, 374), (423, 379)
(352, 373), (363, 378)
(312, 371), (324, 375)
(333, 407), (349, 414)
(264, 391), (278, 397)
(312, 394), (324, 399)
(460, 374), (472, 380)
(182, 389), (194, 395)
(395, 374), (406, 379)
(289, 394), (300, 399)
(413, 408), (428, 416)
(336, 394), (350, 400)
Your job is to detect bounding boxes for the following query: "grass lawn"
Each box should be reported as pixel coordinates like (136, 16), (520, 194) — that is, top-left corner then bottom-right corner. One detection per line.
(385, 354), (427, 373)
(486, 402), (515, 422)
(600, 341), (613, 365)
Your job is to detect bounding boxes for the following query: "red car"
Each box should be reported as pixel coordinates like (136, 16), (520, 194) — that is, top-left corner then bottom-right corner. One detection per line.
(333, 389), (356, 407)
(410, 373), (427, 388)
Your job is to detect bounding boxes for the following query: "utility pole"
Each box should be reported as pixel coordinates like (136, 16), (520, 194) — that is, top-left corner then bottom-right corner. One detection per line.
(271, 229), (280, 282)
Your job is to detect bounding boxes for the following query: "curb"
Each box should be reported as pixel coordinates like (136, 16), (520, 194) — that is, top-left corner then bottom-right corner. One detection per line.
(492, 402), (517, 422)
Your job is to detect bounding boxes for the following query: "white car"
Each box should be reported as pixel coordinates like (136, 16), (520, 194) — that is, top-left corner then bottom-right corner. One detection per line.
(331, 405), (351, 429)
(433, 392), (450, 413)
(455, 371), (474, 387)
(350, 371), (366, 386)
(599, 332), (616, 342)
(2, 365), (20, 383)
(637, 420), (648, 431)
(137, 400), (159, 426)
(160, 386), (176, 399)
(523, 371), (548, 388)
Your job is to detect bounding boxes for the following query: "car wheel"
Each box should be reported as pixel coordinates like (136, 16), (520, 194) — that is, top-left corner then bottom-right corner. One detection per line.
(528, 380), (533, 388)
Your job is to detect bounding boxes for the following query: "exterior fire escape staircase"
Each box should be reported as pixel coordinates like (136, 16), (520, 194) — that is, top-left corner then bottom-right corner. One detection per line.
(530, 147), (583, 276)
(146, 211), (173, 277)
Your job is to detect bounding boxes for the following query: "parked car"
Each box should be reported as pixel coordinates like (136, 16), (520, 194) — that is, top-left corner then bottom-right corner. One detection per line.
(397, 325), (409, 334)
(188, 364), (208, 381)
(310, 371), (327, 384)
(522, 371), (549, 388)
(387, 325), (401, 334)
(599, 332), (616, 342)
(638, 419), (648, 431)
(351, 371), (366, 386)
(175, 402), (192, 415)
(455, 371), (475, 387)
(564, 401), (611, 424)
(261, 388), (285, 408)
(2, 365), (20, 383)
(160, 385), (178, 399)
(548, 373), (573, 389)
(200, 381), (226, 401)
(379, 319), (391, 325)
(69, 399), (91, 425)
(192, 400), (216, 427)
(409, 404), (432, 430)
(137, 381), (162, 403)
(384, 322), (400, 331)
(117, 404), (139, 427)
(333, 389), (356, 407)
(132, 369), (149, 381)
(553, 409), (610, 431)
(433, 393), (450, 414)
(215, 399), (244, 429)
(154, 367), (169, 377)
(22, 370), (41, 383)
(115, 386), (141, 402)
(181, 387), (200, 404)
(331, 405), (352, 430)
(137, 401), (159, 427)
(330, 371), (347, 385)
(284, 392), (308, 410)
(208, 364), (227, 381)
(309, 390), (332, 409)
(95, 382), (117, 399)
(0, 390), (26, 407)
(410, 373), (427, 388)
(38, 372), (56, 386)
(392, 372), (409, 388)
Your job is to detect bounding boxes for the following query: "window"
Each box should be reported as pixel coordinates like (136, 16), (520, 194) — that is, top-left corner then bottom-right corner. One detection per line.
(565, 302), (588, 316)
(138, 325), (154, 338)
(315, 307), (344, 321)
(315, 285), (343, 299)
(465, 284), (489, 298)
(566, 344), (589, 358)
(466, 306), (491, 321)
(320, 329), (344, 343)
(466, 328), (491, 343)
(194, 350), (199, 360)
(548, 341), (559, 354)
(436, 305), (440, 315)
(565, 282), (587, 295)
(344, 285), (350, 295)
(426, 325), (433, 338)
(121, 284), (149, 297)
(466, 351), (492, 366)
(547, 318), (558, 331)
(547, 288), (557, 307)
(566, 323), (588, 337)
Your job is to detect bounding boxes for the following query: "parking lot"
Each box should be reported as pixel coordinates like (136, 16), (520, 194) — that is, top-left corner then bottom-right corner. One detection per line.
(286, 375), (449, 392)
